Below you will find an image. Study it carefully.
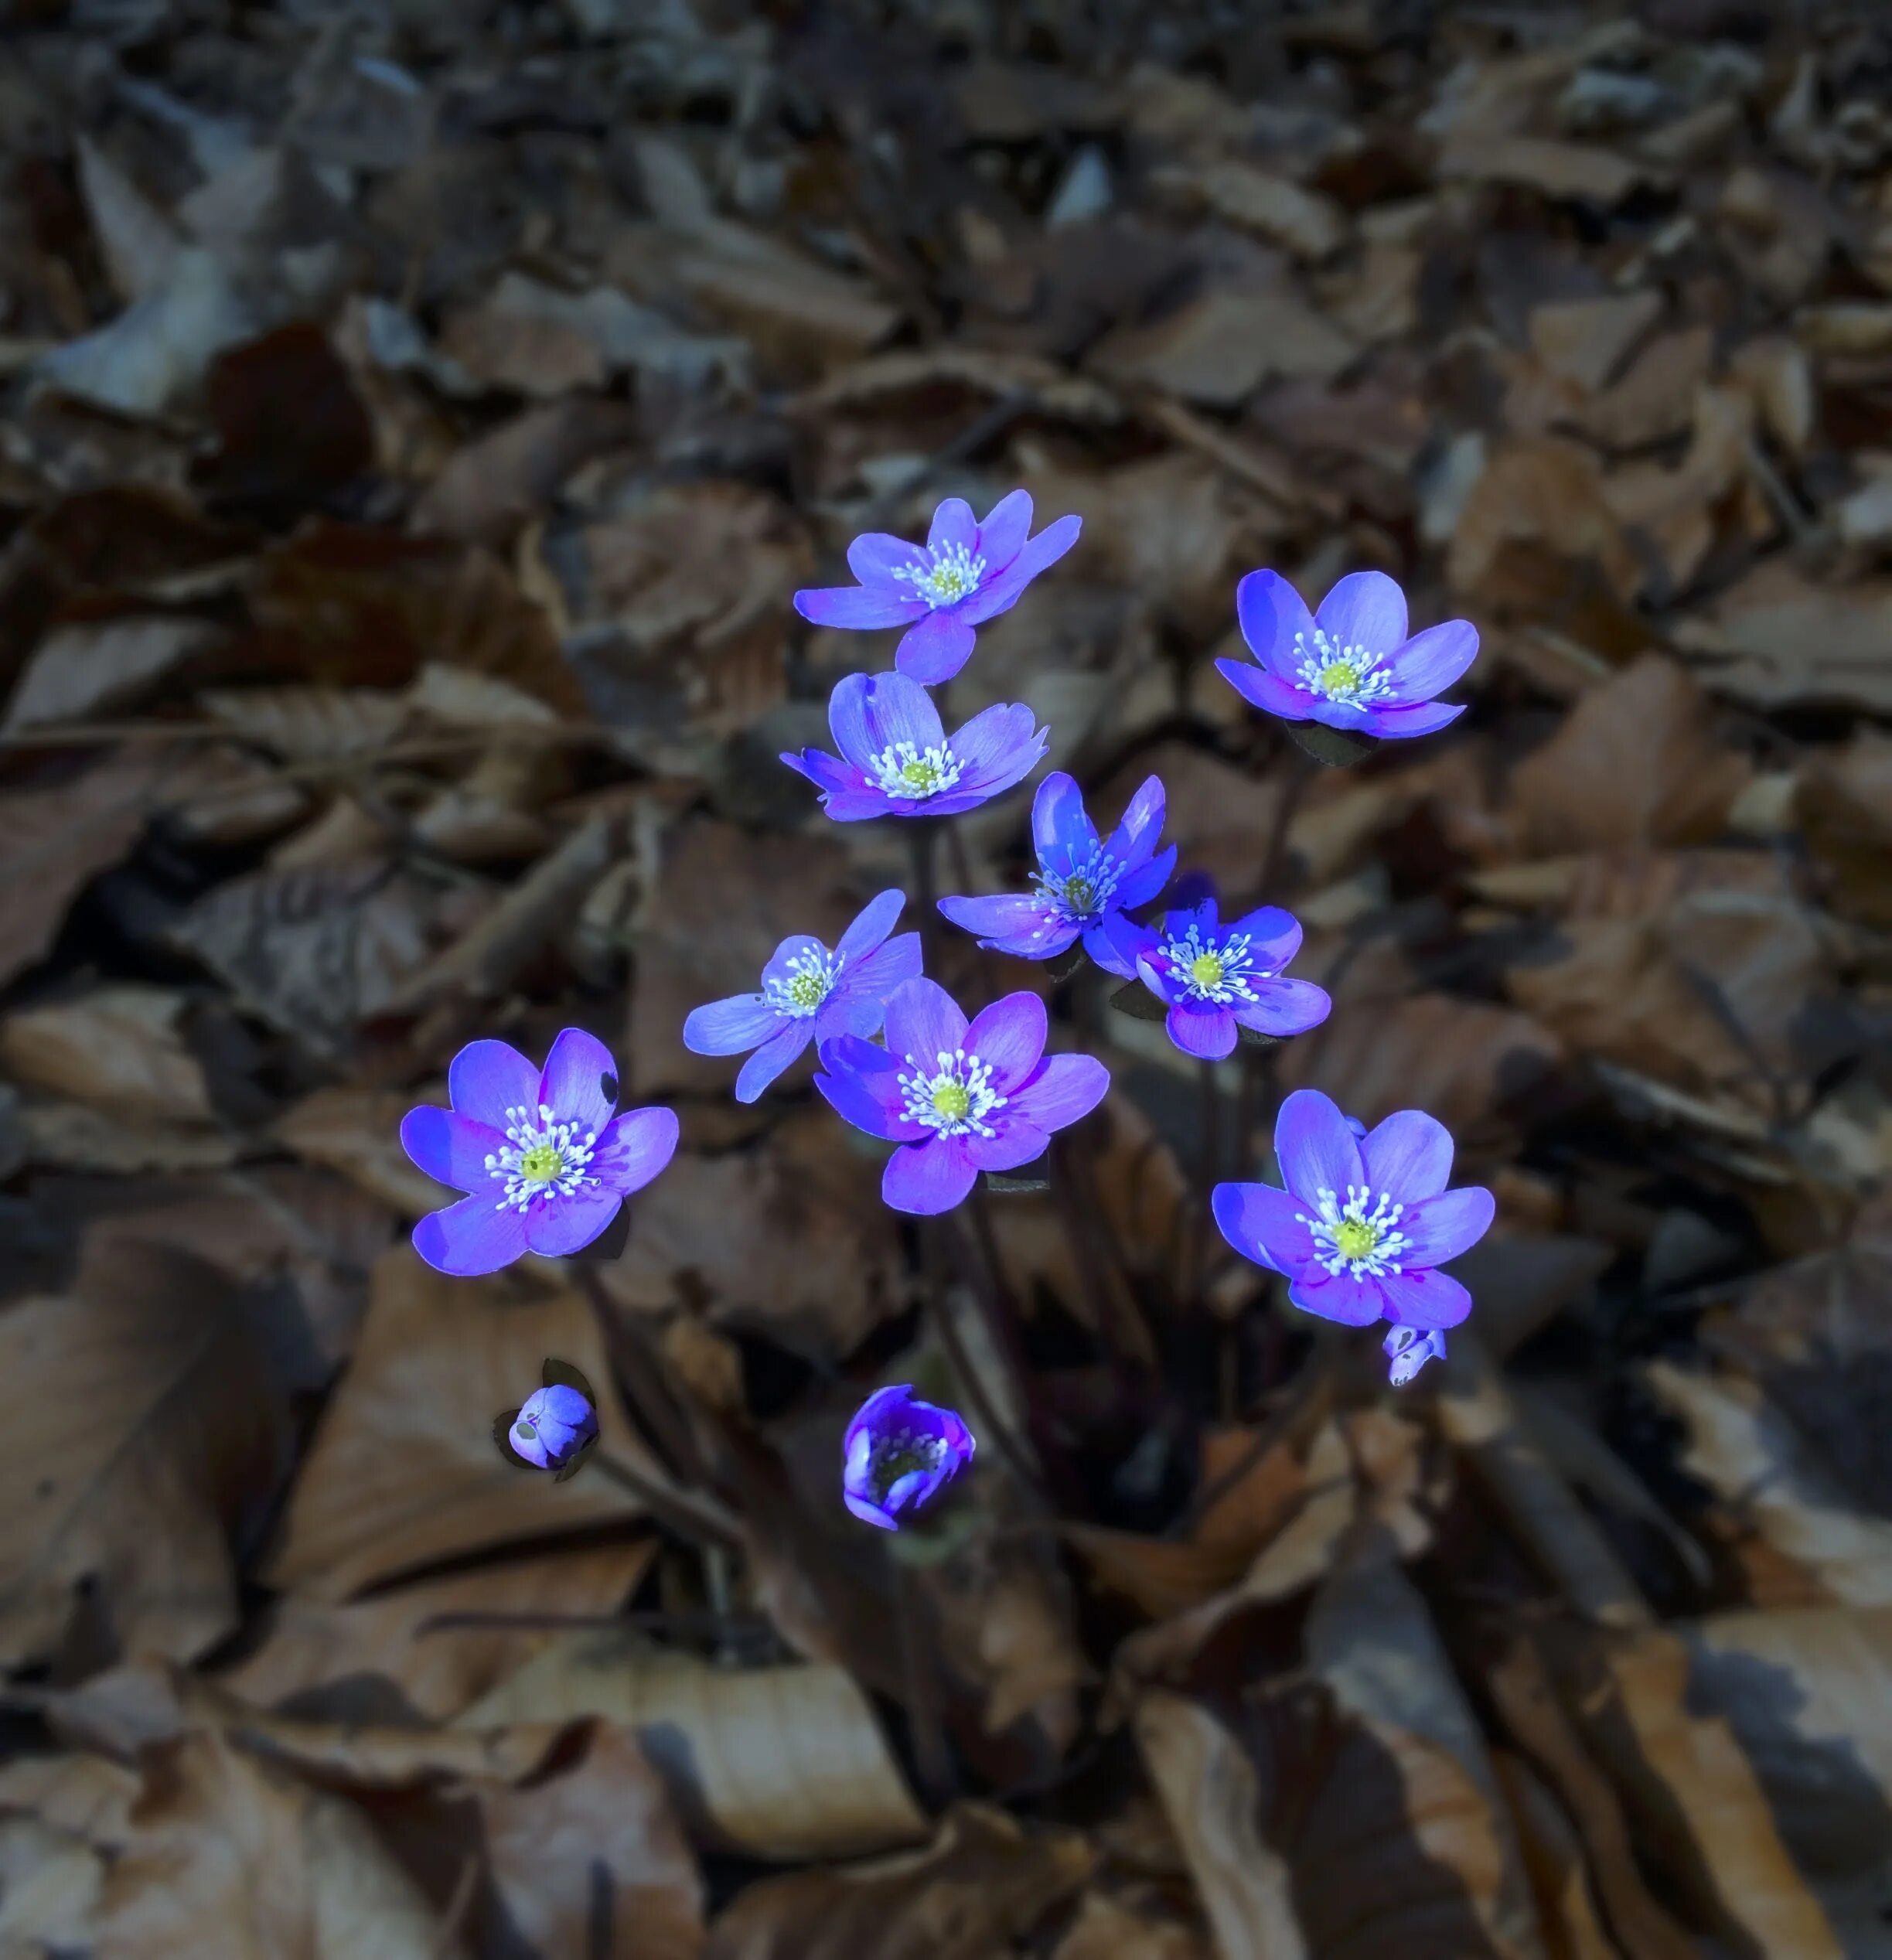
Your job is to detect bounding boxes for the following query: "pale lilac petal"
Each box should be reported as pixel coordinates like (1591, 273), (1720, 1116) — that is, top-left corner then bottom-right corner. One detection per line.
(1287, 1270), (1387, 1326)
(1232, 978), (1331, 1038)
(1315, 570), (1407, 656)
(895, 610), (977, 684)
(1218, 657), (1316, 720)
(883, 1137), (979, 1215)
(1377, 1266), (1474, 1330)
(957, 513), (1082, 625)
(1106, 775), (1165, 866)
(884, 977), (970, 1069)
(1113, 847), (1175, 910)
(928, 497), (977, 555)
(837, 888), (906, 961)
(1007, 1052), (1109, 1133)
(847, 531), (928, 588)
(1356, 699), (1466, 740)
(1382, 619), (1478, 704)
(413, 1195), (529, 1277)
(1031, 771), (1096, 877)
(973, 488), (1033, 568)
(592, 1106), (679, 1195)
(401, 1107), (504, 1196)
(794, 584), (925, 631)
(1236, 570), (1317, 683)
(816, 1036), (926, 1141)
(540, 1028), (620, 1136)
(939, 892), (1076, 958)
(964, 992), (1047, 1089)
(1274, 1089), (1365, 1203)
(845, 1488), (900, 1529)
(526, 1187), (623, 1256)
(735, 1022), (813, 1102)
(829, 670), (944, 771)
(684, 994), (784, 1056)
(836, 931), (922, 1007)
(1212, 1181), (1317, 1276)
(448, 1038), (539, 1129)
(1359, 1110), (1454, 1202)
(966, 1120), (1050, 1171)
(1226, 905), (1303, 969)
(1168, 1001), (1236, 1060)
(1397, 1187), (1496, 1267)
(950, 703), (1045, 791)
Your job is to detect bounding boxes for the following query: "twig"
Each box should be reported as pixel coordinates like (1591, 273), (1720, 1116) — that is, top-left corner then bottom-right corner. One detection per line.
(588, 1449), (745, 1549)
(895, 1563), (957, 1807)
(922, 1218), (1045, 1505)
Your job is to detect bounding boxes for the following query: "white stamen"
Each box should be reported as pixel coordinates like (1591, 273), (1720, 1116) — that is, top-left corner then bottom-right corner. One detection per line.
(1031, 838), (1121, 925)
(1296, 1183), (1410, 1278)
(485, 1100), (600, 1212)
(869, 738), (963, 800)
(1293, 626), (1393, 707)
(1162, 922), (1268, 1004)
(765, 946), (843, 1019)
(892, 541), (986, 608)
(896, 1045), (1007, 1140)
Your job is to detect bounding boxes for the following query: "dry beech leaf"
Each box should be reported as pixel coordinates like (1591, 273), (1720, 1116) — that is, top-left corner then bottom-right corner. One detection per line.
(1800, 730), (1892, 929)
(702, 1803), (1092, 1960)
(457, 1628), (929, 1862)
(1676, 561), (1892, 717)
(0, 984), (216, 1125)
(5, 616), (218, 731)
(265, 1249), (650, 1603)
(1052, 1890), (1211, 1960)
(198, 685), (411, 761)
(1488, 1751), (1622, 1960)
(0, 1239), (290, 1669)
(271, 1086), (446, 1215)
(1089, 290), (1356, 408)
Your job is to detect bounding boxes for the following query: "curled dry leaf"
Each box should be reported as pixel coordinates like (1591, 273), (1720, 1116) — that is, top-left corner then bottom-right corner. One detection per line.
(0, 983), (216, 1125)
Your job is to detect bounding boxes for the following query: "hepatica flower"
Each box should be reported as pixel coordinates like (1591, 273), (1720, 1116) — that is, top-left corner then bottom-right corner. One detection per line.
(401, 1030), (679, 1277)
(683, 889), (922, 1103)
(782, 670), (1046, 822)
(816, 977), (1110, 1215)
(794, 490), (1082, 686)
(939, 771), (1174, 977)
(843, 1385), (976, 1530)
(1219, 569), (1478, 740)
(1212, 1089), (1495, 1382)
(1125, 897), (1330, 1060)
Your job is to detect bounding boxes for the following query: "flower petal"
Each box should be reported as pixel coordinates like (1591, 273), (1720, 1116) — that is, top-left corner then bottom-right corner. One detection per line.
(401, 1106), (504, 1195)
(526, 1188), (623, 1257)
(448, 1038), (539, 1129)
(1236, 569), (1317, 683)
(816, 1036), (926, 1141)
(1382, 619), (1478, 704)
(1397, 1186), (1496, 1267)
(540, 1028), (620, 1137)
(956, 513), (1082, 625)
(1274, 1089), (1365, 1203)
(939, 891), (1076, 959)
(794, 584), (924, 630)
(1031, 771), (1097, 878)
(761, 932), (828, 992)
(1315, 570), (1407, 655)
(966, 1120), (1050, 1171)
(928, 496), (978, 557)
(884, 976), (970, 1069)
(836, 888), (906, 961)
(1359, 1109), (1454, 1202)
(973, 487), (1033, 568)
(683, 994), (783, 1056)
(1106, 774), (1165, 866)
(1217, 657), (1316, 720)
(847, 531), (927, 588)
(1081, 914), (1140, 977)
(830, 670), (944, 772)
(883, 1136), (979, 1215)
(1287, 1271), (1387, 1326)
(1007, 1052), (1109, 1133)
(1167, 1001), (1236, 1059)
(836, 929), (922, 1006)
(1357, 699), (1466, 740)
(844, 1488), (900, 1530)
(1232, 978), (1331, 1038)
(949, 702), (1045, 793)
(1113, 847), (1176, 911)
(1377, 1266), (1474, 1330)
(593, 1106), (680, 1195)
(1226, 904), (1303, 969)
(1212, 1181), (1317, 1275)
(735, 1022), (813, 1102)
(964, 991), (1048, 1089)
(895, 610), (977, 684)
(413, 1195), (529, 1277)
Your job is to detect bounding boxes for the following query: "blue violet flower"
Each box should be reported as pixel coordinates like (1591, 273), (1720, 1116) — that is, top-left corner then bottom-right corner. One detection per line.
(843, 1384), (976, 1530)
(1121, 897), (1330, 1060)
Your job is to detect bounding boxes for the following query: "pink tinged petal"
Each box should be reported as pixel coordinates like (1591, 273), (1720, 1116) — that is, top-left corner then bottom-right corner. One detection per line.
(684, 994), (783, 1056)
(413, 1195), (529, 1277)
(1315, 570), (1408, 656)
(735, 1023), (814, 1102)
(847, 531), (928, 588)
(883, 1137), (979, 1215)
(965, 991), (1048, 1089)
(1356, 699), (1466, 740)
(837, 888), (907, 960)
(1377, 1266), (1474, 1330)
(884, 976), (970, 1069)
(1360, 1109), (1454, 1202)
(1216, 656), (1315, 720)
(1032, 771), (1096, 874)
(1226, 905), (1304, 968)
(956, 513), (1082, 625)
(973, 487), (1034, 567)
(895, 610), (977, 684)
(1232, 978), (1331, 1038)
(1274, 1089), (1365, 1205)
(1107, 774), (1165, 864)
(1236, 569), (1317, 682)
(928, 496), (978, 556)
(966, 1120), (1051, 1171)
(448, 1038), (539, 1129)
(1288, 1271), (1387, 1326)
(525, 1186), (622, 1257)
(794, 584), (925, 631)
(593, 1106), (680, 1195)
(1007, 1052), (1110, 1133)
(816, 1037), (926, 1141)
(939, 892), (1075, 957)
(401, 1107), (506, 1195)
(1397, 1186), (1496, 1267)
(1382, 619), (1479, 704)
(1212, 1181), (1317, 1277)
(1168, 1001), (1236, 1060)
(540, 1028), (621, 1135)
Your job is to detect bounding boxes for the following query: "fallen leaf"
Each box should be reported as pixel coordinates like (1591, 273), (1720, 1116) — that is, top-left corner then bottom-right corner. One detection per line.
(5, 616), (218, 730)
(1090, 291), (1357, 407)
(1676, 560), (1892, 716)
(0, 984), (216, 1124)
(1440, 134), (1649, 204)
(1527, 291), (1664, 393)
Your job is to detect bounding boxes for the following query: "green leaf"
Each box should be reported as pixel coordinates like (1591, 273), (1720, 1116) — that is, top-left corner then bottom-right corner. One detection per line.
(1110, 982), (1168, 1022)
(1284, 719), (1375, 767)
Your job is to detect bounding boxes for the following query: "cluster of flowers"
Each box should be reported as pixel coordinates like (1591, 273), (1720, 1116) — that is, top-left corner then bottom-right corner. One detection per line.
(400, 490), (1490, 1529)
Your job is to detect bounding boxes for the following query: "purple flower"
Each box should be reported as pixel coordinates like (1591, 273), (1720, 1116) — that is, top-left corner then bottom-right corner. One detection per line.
(401, 1029), (680, 1277)
(507, 1383), (598, 1471)
(793, 490), (1082, 686)
(782, 670), (1046, 823)
(1212, 1089), (1495, 1368)
(1122, 897), (1331, 1061)
(938, 772), (1175, 977)
(816, 977), (1110, 1215)
(1218, 569), (1479, 740)
(843, 1384), (976, 1530)
(683, 889), (922, 1103)
(1383, 1325), (1447, 1386)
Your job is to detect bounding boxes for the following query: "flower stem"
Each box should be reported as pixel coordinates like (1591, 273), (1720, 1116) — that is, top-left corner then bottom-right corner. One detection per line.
(588, 1447), (745, 1549)
(922, 1216), (1044, 1506)
(573, 1266), (721, 1496)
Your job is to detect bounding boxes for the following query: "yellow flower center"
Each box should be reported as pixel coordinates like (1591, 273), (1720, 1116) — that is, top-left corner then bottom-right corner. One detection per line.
(786, 971), (825, 1007)
(1188, 951), (1226, 992)
(932, 1081), (972, 1123)
(516, 1141), (564, 1184)
(901, 758), (943, 794)
(1332, 1218), (1380, 1263)
(1320, 659), (1361, 696)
